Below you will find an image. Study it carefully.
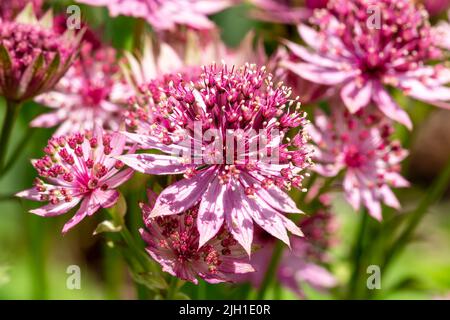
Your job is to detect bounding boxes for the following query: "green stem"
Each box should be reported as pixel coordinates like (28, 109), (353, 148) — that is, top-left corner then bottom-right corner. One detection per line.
(0, 100), (22, 174)
(347, 210), (369, 299)
(256, 241), (284, 300)
(0, 127), (36, 178)
(120, 225), (151, 272)
(381, 154), (450, 272)
(166, 277), (179, 300)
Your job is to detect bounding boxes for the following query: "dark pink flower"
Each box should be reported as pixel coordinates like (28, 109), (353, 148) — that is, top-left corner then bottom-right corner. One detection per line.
(32, 43), (128, 135)
(16, 128), (134, 233)
(76, 0), (235, 31)
(119, 63), (311, 254)
(423, 0), (450, 16)
(282, 0), (450, 129)
(0, 5), (81, 102)
(309, 107), (409, 220)
(140, 190), (254, 284)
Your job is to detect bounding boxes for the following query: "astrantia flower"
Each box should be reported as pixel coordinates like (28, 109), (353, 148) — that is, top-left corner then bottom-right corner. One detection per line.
(423, 0), (450, 16)
(0, 0), (42, 20)
(0, 5), (81, 102)
(309, 107), (409, 220)
(119, 63), (311, 254)
(140, 191), (254, 284)
(76, 0), (234, 31)
(250, 0), (328, 24)
(282, 0), (450, 129)
(32, 43), (128, 135)
(16, 128), (134, 233)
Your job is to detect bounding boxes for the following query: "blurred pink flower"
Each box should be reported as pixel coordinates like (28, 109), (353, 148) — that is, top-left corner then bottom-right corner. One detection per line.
(236, 202), (337, 297)
(118, 64), (311, 255)
(76, 0), (234, 31)
(434, 11), (450, 50)
(309, 107), (409, 220)
(0, 5), (81, 102)
(16, 128), (134, 233)
(32, 43), (129, 135)
(0, 0), (42, 20)
(250, 0), (328, 24)
(282, 0), (450, 129)
(140, 191), (254, 284)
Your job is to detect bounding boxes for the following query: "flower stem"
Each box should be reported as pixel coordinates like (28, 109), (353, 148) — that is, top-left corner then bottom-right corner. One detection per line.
(256, 241), (284, 300)
(381, 154), (450, 272)
(347, 209), (369, 299)
(0, 100), (22, 175)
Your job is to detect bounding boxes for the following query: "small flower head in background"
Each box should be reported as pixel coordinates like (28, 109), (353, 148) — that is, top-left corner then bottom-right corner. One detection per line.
(309, 107), (409, 220)
(423, 0), (450, 17)
(282, 0), (450, 129)
(434, 10), (450, 51)
(250, 0), (328, 24)
(0, 0), (42, 21)
(119, 63), (311, 254)
(0, 4), (82, 103)
(236, 196), (338, 297)
(32, 42), (128, 135)
(16, 128), (134, 233)
(76, 0), (235, 31)
(140, 190), (254, 284)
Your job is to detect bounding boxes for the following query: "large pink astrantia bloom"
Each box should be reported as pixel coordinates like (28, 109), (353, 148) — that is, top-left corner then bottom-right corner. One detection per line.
(282, 0), (450, 129)
(76, 0), (234, 31)
(0, 5), (81, 102)
(250, 0), (328, 24)
(119, 64), (311, 254)
(32, 43), (128, 135)
(309, 108), (409, 220)
(16, 128), (134, 233)
(0, 0), (42, 20)
(140, 191), (254, 284)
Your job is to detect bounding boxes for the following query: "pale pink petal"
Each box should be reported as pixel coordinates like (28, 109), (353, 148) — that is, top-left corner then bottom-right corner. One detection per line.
(30, 198), (81, 217)
(104, 168), (134, 189)
(224, 185), (254, 256)
(116, 153), (187, 175)
(150, 169), (216, 218)
(197, 178), (226, 248)
(373, 83), (413, 129)
(341, 80), (372, 113)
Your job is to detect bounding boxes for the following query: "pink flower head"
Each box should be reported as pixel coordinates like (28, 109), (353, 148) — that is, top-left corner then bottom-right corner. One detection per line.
(16, 128), (134, 233)
(0, 0), (42, 20)
(0, 5), (81, 102)
(76, 0), (235, 31)
(282, 0), (450, 129)
(309, 107), (409, 220)
(140, 191), (254, 284)
(119, 63), (312, 255)
(32, 43), (128, 135)
(250, 0), (328, 24)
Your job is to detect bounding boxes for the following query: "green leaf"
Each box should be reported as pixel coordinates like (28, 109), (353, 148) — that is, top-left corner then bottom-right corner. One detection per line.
(173, 292), (191, 300)
(131, 271), (168, 291)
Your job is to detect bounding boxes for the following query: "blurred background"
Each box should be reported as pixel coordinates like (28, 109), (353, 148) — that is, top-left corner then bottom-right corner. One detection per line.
(0, 0), (450, 300)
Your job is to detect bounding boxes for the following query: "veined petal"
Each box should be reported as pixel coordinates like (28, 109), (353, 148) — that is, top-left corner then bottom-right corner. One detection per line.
(116, 153), (187, 175)
(30, 197), (81, 217)
(197, 178), (226, 248)
(150, 168), (216, 218)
